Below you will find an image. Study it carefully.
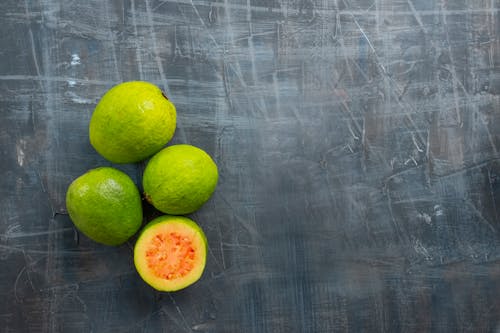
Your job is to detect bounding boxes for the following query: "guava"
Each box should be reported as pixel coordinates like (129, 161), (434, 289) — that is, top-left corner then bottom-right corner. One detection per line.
(134, 215), (208, 291)
(142, 144), (218, 215)
(89, 81), (177, 164)
(65, 167), (143, 246)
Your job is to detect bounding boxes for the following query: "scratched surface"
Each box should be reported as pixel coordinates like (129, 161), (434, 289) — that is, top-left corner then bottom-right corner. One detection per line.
(1, 0), (499, 332)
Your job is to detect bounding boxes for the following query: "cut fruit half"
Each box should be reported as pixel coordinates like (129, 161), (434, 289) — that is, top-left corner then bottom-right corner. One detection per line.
(134, 215), (208, 292)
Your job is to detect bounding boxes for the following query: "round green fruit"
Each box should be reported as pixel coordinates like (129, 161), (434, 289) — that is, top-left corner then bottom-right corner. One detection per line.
(65, 167), (143, 246)
(134, 215), (208, 292)
(142, 144), (218, 215)
(89, 81), (177, 164)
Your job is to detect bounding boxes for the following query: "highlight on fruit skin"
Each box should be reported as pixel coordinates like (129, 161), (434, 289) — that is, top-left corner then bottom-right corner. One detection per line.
(65, 167), (143, 246)
(89, 81), (177, 164)
(142, 144), (218, 215)
(134, 215), (208, 292)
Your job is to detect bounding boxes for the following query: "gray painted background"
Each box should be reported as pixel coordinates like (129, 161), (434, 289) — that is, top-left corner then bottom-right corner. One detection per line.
(1, 0), (499, 332)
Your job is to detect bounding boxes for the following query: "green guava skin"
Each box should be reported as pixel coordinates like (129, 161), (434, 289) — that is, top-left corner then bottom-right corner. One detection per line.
(142, 144), (218, 215)
(66, 167), (143, 246)
(89, 81), (177, 164)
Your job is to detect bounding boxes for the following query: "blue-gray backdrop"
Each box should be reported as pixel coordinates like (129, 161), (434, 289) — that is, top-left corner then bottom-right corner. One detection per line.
(1, 0), (499, 332)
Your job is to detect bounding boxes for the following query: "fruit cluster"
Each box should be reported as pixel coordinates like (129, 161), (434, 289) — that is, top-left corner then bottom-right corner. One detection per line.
(66, 81), (217, 292)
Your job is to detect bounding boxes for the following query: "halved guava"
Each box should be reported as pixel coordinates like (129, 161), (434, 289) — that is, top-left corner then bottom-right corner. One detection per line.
(134, 215), (208, 291)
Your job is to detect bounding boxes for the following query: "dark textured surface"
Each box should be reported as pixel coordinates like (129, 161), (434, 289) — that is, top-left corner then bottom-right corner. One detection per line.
(1, 0), (499, 332)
